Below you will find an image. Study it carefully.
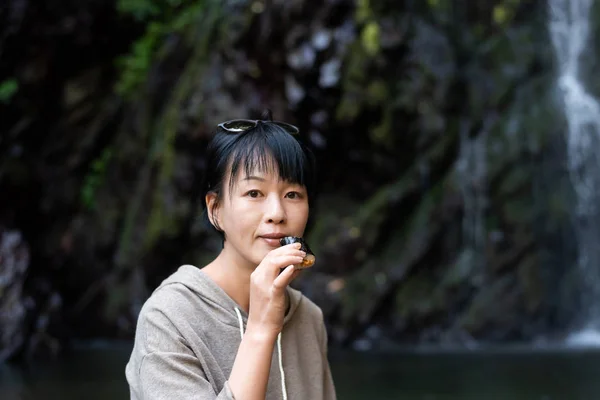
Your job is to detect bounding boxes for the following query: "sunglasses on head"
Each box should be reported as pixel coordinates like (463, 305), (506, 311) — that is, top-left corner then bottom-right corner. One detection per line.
(217, 119), (300, 136)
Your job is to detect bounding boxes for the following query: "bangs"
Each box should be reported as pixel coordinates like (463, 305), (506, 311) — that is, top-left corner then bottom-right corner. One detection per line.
(227, 124), (314, 194)
(202, 117), (319, 239)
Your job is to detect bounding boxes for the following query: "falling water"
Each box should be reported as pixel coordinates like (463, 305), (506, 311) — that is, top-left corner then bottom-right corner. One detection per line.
(549, 0), (600, 345)
(455, 119), (487, 278)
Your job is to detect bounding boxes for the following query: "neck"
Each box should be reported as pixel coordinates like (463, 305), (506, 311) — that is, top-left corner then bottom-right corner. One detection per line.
(202, 245), (255, 313)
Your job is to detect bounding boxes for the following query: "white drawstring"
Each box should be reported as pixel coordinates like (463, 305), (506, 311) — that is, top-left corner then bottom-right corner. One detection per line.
(235, 307), (244, 340)
(277, 332), (287, 400)
(234, 307), (287, 400)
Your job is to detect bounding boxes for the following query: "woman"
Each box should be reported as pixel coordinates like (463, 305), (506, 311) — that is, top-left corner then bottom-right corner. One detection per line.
(125, 111), (337, 400)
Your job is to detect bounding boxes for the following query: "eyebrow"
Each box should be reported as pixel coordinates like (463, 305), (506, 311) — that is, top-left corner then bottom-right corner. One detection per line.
(240, 175), (304, 187)
(242, 175), (266, 182)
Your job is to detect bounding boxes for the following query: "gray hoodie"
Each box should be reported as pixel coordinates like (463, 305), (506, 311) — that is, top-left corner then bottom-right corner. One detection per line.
(125, 264), (337, 400)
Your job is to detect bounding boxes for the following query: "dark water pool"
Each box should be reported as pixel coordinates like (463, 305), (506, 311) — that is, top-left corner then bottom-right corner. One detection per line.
(2, 343), (600, 399)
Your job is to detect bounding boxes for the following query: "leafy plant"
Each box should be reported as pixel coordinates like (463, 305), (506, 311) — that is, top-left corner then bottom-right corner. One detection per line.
(114, 0), (208, 97)
(81, 147), (113, 210)
(0, 79), (19, 104)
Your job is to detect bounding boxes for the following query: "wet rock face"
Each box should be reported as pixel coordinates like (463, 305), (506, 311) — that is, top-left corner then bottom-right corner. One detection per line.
(0, 229), (30, 363)
(0, 0), (579, 355)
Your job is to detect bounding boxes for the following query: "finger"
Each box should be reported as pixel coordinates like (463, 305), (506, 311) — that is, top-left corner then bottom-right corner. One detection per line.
(257, 243), (303, 264)
(267, 254), (306, 271)
(254, 255), (304, 284)
(271, 242), (302, 255)
(273, 265), (296, 290)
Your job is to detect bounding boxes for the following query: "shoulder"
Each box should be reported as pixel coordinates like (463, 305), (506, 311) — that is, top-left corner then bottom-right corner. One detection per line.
(133, 267), (220, 352)
(140, 265), (206, 314)
(287, 287), (329, 347)
(136, 281), (189, 326)
(135, 271), (200, 333)
(289, 286), (325, 323)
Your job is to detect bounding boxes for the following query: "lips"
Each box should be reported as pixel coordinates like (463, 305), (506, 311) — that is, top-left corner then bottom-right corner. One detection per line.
(259, 233), (289, 247)
(259, 233), (288, 239)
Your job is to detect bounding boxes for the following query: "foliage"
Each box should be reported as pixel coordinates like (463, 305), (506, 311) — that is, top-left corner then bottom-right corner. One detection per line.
(0, 0), (572, 357)
(117, 0), (186, 21)
(355, 0), (381, 56)
(0, 79), (18, 104)
(493, 0), (521, 27)
(81, 148), (113, 211)
(114, 0), (207, 97)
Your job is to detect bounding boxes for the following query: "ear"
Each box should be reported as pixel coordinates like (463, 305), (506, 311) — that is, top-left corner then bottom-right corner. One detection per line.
(205, 192), (220, 229)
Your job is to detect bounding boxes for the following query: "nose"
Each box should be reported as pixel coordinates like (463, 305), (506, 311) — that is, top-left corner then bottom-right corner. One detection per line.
(264, 194), (286, 224)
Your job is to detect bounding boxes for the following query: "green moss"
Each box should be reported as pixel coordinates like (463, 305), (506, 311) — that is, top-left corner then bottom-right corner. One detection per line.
(335, 96), (362, 122)
(486, 214), (499, 232)
(338, 159), (453, 326)
(337, 180), (439, 322)
(426, 0), (451, 10)
(369, 108), (393, 147)
(339, 260), (379, 322)
(517, 253), (543, 313)
(335, 42), (370, 122)
(117, 0), (162, 20)
(144, 8), (219, 250)
(81, 147), (113, 210)
(115, 1), (227, 269)
(335, 15), (389, 124)
(458, 276), (513, 332)
(355, 0), (373, 24)
(361, 22), (381, 56)
(0, 78), (18, 104)
(503, 197), (531, 226)
(492, 0), (520, 27)
(547, 189), (570, 225)
(395, 272), (434, 318)
(115, 0), (209, 98)
(441, 249), (476, 288)
(498, 168), (529, 196)
(351, 129), (452, 252)
(115, 22), (165, 97)
(353, 172), (416, 251)
(305, 195), (360, 257)
(366, 80), (388, 106)
(395, 269), (448, 320)
(103, 277), (127, 321)
(493, 5), (509, 25)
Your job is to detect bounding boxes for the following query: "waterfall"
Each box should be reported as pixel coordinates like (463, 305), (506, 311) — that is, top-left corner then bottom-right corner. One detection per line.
(455, 119), (488, 279)
(549, 0), (600, 345)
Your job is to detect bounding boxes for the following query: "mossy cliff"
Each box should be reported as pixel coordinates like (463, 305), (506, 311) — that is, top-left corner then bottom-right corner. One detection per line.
(0, 0), (586, 360)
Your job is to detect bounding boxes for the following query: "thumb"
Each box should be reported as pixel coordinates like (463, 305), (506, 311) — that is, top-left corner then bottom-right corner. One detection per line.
(273, 265), (296, 290)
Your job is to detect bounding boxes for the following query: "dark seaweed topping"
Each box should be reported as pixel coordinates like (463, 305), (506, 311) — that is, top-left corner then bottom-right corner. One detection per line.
(279, 236), (314, 255)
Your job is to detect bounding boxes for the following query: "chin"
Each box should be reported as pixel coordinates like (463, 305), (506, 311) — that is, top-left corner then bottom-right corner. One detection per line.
(247, 250), (268, 267)
(255, 251), (271, 265)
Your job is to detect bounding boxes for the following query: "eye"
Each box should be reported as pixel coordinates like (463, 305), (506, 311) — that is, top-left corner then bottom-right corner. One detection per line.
(246, 190), (261, 198)
(285, 191), (302, 199)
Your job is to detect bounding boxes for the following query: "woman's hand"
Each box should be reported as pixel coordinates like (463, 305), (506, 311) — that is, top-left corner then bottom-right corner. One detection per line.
(228, 242), (305, 399)
(246, 242), (305, 339)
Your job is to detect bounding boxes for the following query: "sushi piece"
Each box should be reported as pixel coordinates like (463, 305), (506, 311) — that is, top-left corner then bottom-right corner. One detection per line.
(279, 236), (316, 269)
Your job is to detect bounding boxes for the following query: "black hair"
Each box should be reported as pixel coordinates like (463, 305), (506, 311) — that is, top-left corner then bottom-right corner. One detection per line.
(201, 111), (317, 241)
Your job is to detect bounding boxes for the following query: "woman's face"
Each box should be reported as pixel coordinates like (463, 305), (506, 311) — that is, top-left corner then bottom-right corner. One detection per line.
(209, 160), (309, 269)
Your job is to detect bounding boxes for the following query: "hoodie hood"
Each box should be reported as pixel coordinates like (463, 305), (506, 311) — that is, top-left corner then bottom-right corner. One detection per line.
(157, 264), (303, 329)
(126, 263), (337, 400)
(154, 264), (305, 400)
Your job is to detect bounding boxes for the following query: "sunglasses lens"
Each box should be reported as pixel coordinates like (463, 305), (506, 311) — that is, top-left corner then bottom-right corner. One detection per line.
(274, 122), (300, 135)
(219, 119), (299, 135)
(221, 120), (256, 132)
